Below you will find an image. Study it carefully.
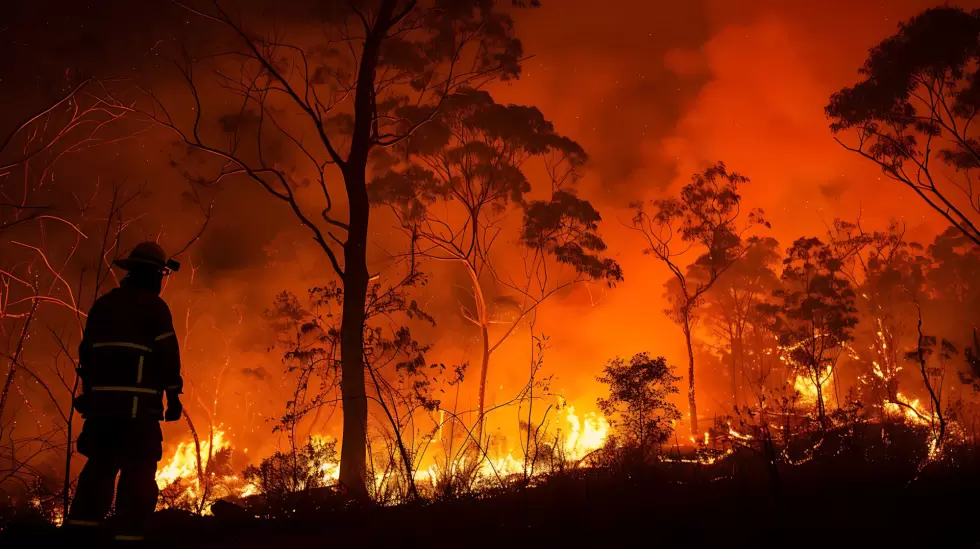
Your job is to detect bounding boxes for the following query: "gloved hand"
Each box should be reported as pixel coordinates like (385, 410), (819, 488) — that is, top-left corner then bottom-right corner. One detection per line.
(165, 393), (183, 422)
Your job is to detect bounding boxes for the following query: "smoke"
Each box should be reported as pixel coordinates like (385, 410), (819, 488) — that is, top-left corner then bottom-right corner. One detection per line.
(6, 0), (980, 471)
(487, 0), (980, 418)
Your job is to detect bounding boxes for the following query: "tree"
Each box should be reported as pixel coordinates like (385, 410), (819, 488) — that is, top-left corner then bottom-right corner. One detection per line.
(827, 7), (980, 248)
(242, 437), (338, 510)
(596, 353), (681, 460)
(264, 290), (341, 492)
(698, 237), (781, 407)
(631, 162), (767, 433)
(925, 227), (980, 342)
(826, 219), (928, 416)
(123, 0), (528, 500)
(761, 238), (858, 427)
(903, 299), (953, 457)
(369, 89), (621, 439)
(0, 79), (128, 235)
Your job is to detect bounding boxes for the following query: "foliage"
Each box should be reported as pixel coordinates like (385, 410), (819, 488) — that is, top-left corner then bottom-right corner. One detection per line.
(264, 290), (341, 440)
(697, 236), (783, 404)
(266, 271), (456, 501)
(158, 447), (237, 513)
(521, 190), (623, 284)
(631, 161), (768, 432)
(964, 329), (980, 391)
(760, 237), (859, 425)
(369, 88), (587, 225)
(369, 87), (620, 436)
(242, 438), (338, 502)
(596, 353), (681, 459)
(827, 6), (980, 247)
(368, 87), (618, 288)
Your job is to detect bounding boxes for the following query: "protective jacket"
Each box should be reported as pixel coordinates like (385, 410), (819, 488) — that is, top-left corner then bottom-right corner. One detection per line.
(77, 284), (182, 420)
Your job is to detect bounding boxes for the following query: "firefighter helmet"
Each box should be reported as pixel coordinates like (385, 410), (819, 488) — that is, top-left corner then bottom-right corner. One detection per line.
(114, 242), (169, 272)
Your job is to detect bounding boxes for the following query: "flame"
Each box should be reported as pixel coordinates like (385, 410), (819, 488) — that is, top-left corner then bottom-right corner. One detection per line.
(792, 367), (834, 406)
(311, 434), (340, 485)
(155, 427), (254, 511)
(884, 392), (936, 427)
(414, 402), (610, 487)
(727, 427), (752, 441)
(156, 428), (230, 490)
(156, 404), (611, 502)
(563, 404), (609, 460)
(884, 393), (945, 459)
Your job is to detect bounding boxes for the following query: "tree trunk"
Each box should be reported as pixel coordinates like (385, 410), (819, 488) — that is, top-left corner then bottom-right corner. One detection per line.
(814, 372), (827, 429)
(476, 323), (490, 440)
(729, 323), (738, 408)
(683, 310), (698, 435)
(334, 0), (397, 502)
(463, 260), (491, 442)
(338, 166), (371, 502)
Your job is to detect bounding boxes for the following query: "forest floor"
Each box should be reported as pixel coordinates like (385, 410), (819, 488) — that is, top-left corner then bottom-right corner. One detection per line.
(5, 448), (980, 548)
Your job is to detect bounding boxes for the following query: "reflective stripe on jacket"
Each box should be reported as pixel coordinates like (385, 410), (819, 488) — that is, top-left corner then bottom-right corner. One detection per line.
(78, 285), (182, 420)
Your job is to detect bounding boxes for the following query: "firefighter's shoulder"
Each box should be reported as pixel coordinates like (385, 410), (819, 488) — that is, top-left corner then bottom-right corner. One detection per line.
(144, 292), (174, 320)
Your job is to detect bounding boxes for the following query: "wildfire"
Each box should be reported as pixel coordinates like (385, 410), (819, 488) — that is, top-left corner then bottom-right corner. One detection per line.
(30, 497), (64, 526)
(157, 403), (611, 506)
(155, 427), (253, 511)
(727, 427), (752, 441)
(884, 393), (936, 428)
(792, 368), (834, 406)
(412, 401), (610, 488)
(156, 428), (230, 489)
(563, 404), (609, 460)
(311, 435), (340, 485)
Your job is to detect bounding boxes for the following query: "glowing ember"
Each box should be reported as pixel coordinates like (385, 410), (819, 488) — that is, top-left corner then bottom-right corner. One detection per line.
(30, 497), (63, 526)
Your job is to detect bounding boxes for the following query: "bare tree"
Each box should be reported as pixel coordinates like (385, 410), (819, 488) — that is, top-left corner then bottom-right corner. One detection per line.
(116, 0), (530, 500)
(0, 80), (137, 516)
(905, 297), (951, 457)
(1, 79), (129, 235)
(0, 183), (146, 519)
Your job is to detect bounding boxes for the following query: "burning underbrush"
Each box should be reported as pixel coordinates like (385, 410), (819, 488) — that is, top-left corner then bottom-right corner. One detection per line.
(150, 403), (611, 515)
(146, 374), (974, 524)
(5, 361), (980, 549)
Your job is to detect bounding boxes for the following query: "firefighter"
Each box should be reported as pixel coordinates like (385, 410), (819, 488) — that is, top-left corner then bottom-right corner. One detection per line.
(65, 242), (183, 543)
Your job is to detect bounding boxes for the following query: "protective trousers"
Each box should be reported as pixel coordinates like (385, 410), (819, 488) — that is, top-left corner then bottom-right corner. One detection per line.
(67, 418), (163, 539)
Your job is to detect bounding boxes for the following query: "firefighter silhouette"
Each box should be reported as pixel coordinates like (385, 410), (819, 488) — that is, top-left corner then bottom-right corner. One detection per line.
(66, 242), (183, 542)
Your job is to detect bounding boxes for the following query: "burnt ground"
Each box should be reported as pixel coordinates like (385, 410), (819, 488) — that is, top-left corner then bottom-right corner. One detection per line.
(4, 448), (980, 549)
